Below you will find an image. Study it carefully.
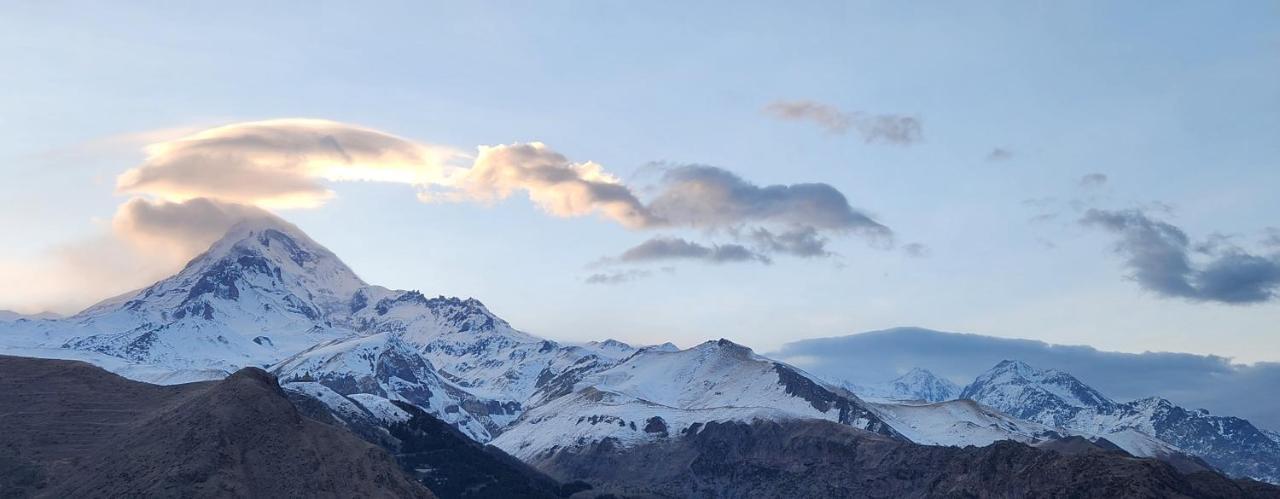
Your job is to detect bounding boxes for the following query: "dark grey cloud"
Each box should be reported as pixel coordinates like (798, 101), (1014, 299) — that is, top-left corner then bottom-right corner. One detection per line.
(648, 165), (891, 239)
(617, 237), (771, 265)
(588, 164), (893, 271)
(769, 327), (1280, 431)
(986, 148), (1013, 162)
(1079, 173), (1108, 189)
(763, 100), (922, 145)
(1081, 209), (1280, 304)
(585, 269), (652, 285)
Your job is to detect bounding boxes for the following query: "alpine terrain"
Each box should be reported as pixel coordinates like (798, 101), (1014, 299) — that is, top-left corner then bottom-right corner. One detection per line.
(2, 216), (1278, 497)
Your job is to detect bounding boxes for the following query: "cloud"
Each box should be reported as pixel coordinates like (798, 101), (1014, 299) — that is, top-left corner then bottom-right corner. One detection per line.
(763, 100), (922, 145)
(113, 197), (274, 260)
(1079, 173), (1108, 189)
(432, 142), (657, 228)
(985, 148), (1013, 162)
(0, 198), (282, 314)
(745, 227), (832, 258)
(584, 269), (653, 285)
(615, 237), (771, 264)
(769, 327), (1280, 432)
(1081, 209), (1280, 304)
(4, 118), (898, 311)
(117, 118), (464, 209)
(902, 242), (931, 258)
(1263, 227), (1280, 248)
(648, 165), (891, 238)
(121, 120), (892, 254)
(584, 164), (891, 268)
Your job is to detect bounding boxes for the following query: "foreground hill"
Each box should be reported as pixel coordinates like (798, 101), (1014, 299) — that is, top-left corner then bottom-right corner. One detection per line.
(0, 355), (432, 498)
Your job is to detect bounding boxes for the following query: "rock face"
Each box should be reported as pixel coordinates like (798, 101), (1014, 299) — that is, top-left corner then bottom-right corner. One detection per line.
(529, 418), (1280, 499)
(0, 355), (431, 498)
(962, 360), (1280, 484)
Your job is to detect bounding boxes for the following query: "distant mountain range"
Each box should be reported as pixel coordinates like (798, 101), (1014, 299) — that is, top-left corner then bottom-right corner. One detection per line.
(2, 215), (1278, 496)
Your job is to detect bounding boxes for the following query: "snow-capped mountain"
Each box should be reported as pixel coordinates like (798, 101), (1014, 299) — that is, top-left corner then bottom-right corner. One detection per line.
(961, 360), (1280, 484)
(8, 217), (365, 371)
(846, 367), (960, 403)
(5, 217), (1277, 486)
(960, 360), (1114, 428)
(491, 339), (902, 461)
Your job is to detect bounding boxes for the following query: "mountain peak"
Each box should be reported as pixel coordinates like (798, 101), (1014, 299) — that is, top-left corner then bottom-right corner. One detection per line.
(887, 368), (959, 402)
(59, 216), (369, 370)
(961, 360), (1116, 427)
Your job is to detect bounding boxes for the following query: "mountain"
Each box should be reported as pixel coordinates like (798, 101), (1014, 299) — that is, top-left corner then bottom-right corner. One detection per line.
(962, 360), (1280, 484)
(271, 332), (497, 440)
(526, 418), (1279, 498)
(490, 339), (901, 462)
(845, 367), (960, 402)
(271, 291), (640, 442)
(7, 217), (365, 372)
(283, 383), (589, 499)
(0, 355), (431, 498)
(886, 367), (960, 402)
(6, 217), (1279, 491)
(960, 360), (1115, 427)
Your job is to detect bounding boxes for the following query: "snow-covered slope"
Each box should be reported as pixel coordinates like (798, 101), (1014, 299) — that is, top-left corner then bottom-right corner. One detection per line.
(961, 360), (1280, 484)
(867, 398), (1060, 447)
(271, 332), (494, 439)
(491, 339), (902, 460)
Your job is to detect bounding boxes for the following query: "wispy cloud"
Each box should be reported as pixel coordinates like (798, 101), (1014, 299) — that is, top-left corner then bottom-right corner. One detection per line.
(614, 237), (771, 265)
(763, 100), (922, 145)
(985, 148), (1013, 162)
(1079, 173), (1108, 189)
(585, 269), (653, 285)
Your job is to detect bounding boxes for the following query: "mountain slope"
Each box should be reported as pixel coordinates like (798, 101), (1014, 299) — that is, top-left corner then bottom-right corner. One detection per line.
(492, 339), (901, 461)
(963, 360), (1280, 484)
(528, 418), (1279, 498)
(866, 398), (1062, 447)
(0, 354), (431, 498)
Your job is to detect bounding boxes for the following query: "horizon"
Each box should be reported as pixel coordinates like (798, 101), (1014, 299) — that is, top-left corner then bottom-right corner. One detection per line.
(3, 2), (1278, 366)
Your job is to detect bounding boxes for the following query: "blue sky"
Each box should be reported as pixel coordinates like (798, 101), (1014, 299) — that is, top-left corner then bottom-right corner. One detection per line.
(2, 1), (1278, 361)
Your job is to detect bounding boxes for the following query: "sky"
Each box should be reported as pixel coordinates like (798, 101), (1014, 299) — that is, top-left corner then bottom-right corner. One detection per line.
(1, 1), (1278, 362)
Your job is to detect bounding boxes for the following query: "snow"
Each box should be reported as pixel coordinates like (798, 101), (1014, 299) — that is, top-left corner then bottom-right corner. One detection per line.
(284, 381), (372, 423)
(348, 393), (413, 423)
(868, 399), (1059, 447)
